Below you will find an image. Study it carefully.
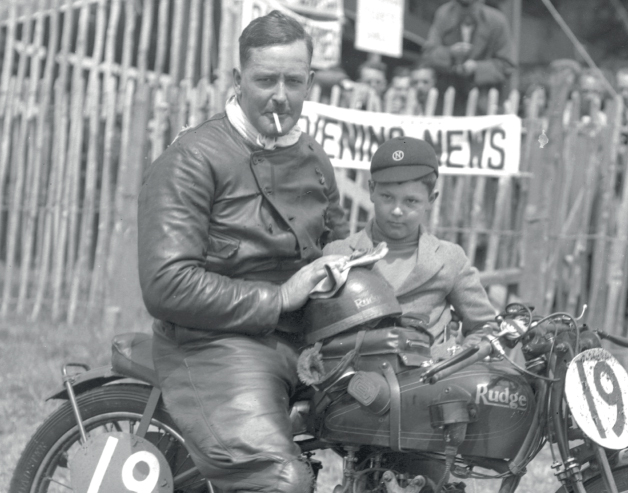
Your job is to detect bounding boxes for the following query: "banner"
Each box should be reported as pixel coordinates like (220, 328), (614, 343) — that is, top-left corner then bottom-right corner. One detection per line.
(355, 0), (404, 58)
(241, 0), (342, 69)
(299, 102), (523, 176)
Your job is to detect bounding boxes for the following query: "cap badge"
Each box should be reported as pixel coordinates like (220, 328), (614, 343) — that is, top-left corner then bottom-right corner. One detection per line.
(392, 150), (404, 161)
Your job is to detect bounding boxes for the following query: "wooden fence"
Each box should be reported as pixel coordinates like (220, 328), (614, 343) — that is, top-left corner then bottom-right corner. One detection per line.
(1, 0), (628, 347)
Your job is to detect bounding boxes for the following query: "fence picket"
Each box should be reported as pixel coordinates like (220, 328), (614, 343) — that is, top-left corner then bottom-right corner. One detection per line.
(1, 5), (35, 315)
(16, 0), (48, 314)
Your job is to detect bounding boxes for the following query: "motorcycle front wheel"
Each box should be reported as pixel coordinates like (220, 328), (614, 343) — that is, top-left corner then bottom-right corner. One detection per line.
(8, 383), (209, 493)
(581, 466), (628, 492)
(555, 466), (628, 493)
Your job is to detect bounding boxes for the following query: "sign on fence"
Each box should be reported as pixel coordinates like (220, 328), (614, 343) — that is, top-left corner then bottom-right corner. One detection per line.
(300, 102), (523, 175)
(241, 0), (342, 69)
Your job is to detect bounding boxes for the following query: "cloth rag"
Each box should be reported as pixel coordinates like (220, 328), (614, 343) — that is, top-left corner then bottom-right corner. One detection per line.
(309, 242), (389, 299)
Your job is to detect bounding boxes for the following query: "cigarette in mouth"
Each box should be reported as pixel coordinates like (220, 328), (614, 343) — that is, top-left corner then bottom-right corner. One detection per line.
(273, 112), (282, 133)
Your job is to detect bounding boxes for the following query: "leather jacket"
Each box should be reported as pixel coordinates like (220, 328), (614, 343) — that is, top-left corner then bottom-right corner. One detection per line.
(138, 113), (343, 336)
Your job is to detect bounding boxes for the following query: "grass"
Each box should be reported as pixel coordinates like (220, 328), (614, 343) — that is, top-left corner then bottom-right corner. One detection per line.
(0, 315), (561, 492)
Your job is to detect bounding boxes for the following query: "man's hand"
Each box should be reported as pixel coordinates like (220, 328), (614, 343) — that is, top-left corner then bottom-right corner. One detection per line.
(280, 255), (348, 312)
(450, 42), (472, 58)
(461, 59), (477, 75)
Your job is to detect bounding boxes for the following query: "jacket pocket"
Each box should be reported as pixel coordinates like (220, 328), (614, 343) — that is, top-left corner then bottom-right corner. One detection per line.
(205, 231), (240, 259)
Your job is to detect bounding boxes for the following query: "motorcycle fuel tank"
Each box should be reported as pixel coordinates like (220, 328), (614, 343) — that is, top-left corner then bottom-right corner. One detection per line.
(320, 361), (536, 459)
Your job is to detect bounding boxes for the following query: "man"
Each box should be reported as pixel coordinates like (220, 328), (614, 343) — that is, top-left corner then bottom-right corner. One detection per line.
(410, 64), (437, 115)
(385, 66), (412, 114)
(423, 0), (515, 115)
(617, 68), (628, 133)
(357, 59), (388, 99)
(345, 59), (388, 110)
(138, 11), (347, 493)
(579, 69), (607, 126)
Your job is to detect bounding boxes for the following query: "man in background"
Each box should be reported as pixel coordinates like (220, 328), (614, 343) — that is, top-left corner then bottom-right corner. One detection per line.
(423, 0), (515, 115)
(410, 64), (437, 115)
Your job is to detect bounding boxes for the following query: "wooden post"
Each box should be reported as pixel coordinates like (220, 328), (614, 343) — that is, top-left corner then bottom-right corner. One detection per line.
(16, 0), (47, 314)
(67, 0), (108, 323)
(0, 3), (16, 117)
(1, 5), (34, 316)
(519, 69), (574, 309)
(201, 0), (214, 82)
(105, 79), (151, 329)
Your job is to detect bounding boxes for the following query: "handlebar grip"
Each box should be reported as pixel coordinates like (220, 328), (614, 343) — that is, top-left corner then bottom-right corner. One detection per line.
(427, 339), (494, 384)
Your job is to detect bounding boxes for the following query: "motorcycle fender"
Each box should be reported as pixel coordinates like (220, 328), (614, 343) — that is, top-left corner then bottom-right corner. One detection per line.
(46, 365), (132, 401)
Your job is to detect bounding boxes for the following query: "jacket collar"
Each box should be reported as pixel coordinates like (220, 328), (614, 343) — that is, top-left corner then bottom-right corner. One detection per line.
(348, 221), (444, 295)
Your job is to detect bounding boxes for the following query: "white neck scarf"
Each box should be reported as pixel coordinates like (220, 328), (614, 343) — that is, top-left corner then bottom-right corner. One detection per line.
(225, 96), (302, 150)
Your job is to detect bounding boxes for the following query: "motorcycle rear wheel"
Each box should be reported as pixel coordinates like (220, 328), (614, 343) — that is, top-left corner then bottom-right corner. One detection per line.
(8, 383), (209, 493)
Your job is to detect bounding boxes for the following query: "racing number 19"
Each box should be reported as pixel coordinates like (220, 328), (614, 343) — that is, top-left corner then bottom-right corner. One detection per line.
(575, 358), (626, 439)
(87, 436), (161, 493)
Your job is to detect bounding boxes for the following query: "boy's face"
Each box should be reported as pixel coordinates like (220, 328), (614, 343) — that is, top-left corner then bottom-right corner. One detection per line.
(369, 180), (438, 242)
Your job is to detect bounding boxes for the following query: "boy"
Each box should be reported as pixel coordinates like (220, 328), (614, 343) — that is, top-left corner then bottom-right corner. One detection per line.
(323, 137), (496, 351)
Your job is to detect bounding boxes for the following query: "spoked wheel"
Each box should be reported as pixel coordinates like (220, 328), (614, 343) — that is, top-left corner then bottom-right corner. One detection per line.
(9, 384), (209, 493)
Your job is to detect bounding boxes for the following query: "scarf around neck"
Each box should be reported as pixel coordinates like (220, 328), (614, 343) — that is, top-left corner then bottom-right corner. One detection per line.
(225, 96), (302, 150)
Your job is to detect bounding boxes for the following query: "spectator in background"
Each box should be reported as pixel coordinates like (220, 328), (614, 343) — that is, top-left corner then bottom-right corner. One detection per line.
(579, 69), (607, 126)
(385, 66), (412, 114)
(410, 64), (437, 115)
(342, 59), (388, 111)
(617, 68), (628, 126)
(357, 59), (388, 99)
(522, 82), (549, 119)
(422, 0), (515, 115)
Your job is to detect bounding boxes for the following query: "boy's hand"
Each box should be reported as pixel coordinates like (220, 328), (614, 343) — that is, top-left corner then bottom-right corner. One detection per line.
(280, 255), (348, 312)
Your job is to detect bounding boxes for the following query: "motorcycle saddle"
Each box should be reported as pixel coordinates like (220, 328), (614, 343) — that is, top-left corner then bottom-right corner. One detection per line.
(111, 332), (160, 388)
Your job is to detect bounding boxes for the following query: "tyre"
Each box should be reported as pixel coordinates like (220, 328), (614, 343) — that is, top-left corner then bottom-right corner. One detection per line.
(582, 466), (628, 493)
(9, 384), (209, 493)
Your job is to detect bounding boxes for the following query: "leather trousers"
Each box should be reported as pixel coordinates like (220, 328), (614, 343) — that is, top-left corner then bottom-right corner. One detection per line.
(152, 322), (314, 493)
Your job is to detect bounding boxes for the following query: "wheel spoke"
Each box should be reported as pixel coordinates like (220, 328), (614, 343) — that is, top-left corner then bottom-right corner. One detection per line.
(43, 476), (72, 490)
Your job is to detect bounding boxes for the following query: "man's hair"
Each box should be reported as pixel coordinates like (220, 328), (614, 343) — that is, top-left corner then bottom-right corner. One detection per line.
(372, 172), (438, 194)
(411, 62), (436, 77)
(239, 10), (313, 68)
(392, 66), (411, 79)
(358, 60), (387, 77)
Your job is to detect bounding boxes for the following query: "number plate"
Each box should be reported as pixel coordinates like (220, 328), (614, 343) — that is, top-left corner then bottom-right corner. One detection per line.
(565, 348), (628, 449)
(69, 431), (174, 493)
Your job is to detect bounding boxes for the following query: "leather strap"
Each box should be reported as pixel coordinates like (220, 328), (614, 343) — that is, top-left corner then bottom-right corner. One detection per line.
(382, 362), (402, 452)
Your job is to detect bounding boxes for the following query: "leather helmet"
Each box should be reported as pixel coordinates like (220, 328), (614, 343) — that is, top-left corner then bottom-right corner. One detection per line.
(303, 267), (402, 344)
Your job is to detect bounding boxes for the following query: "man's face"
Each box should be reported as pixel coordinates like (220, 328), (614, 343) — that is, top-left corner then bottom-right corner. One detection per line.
(369, 180), (437, 242)
(618, 74), (628, 104)
(359, 67), (387, 97)
(233, 41), (313, 136)
(580, 75), (603, 104)
(411, 68), (435, 99)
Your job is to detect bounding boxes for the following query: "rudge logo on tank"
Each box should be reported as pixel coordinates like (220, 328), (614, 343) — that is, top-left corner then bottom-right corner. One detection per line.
(475, 383), (528, 411)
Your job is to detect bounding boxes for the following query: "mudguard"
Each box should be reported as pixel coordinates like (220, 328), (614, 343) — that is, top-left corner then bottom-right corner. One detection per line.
(46, 365), (140, 401)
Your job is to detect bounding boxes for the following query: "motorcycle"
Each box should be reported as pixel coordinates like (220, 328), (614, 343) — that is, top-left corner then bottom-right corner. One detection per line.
(9, 302), (628, 493)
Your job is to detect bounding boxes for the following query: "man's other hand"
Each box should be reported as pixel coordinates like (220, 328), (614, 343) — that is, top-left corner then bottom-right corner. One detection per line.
(280, 255), (348, 312)
(450, 42), (472, 58)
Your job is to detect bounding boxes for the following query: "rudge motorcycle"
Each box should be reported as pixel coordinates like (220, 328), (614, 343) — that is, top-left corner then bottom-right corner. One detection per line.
(9, 301), (628, 493)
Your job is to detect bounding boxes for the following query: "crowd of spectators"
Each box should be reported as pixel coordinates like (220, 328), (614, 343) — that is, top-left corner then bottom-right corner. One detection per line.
(313, 0), (515, 116)
(312, 0), (628, 129)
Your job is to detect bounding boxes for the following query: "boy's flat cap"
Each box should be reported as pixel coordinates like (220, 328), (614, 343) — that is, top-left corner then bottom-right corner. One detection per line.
(371, 136), (439, 182)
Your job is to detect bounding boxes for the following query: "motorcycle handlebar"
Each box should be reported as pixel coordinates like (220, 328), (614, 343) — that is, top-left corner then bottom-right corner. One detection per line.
(424, 339), (494, 385)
